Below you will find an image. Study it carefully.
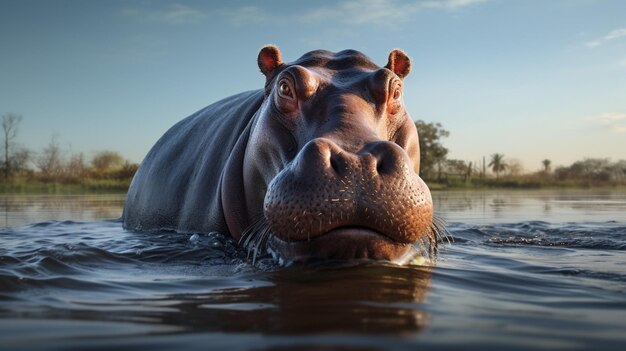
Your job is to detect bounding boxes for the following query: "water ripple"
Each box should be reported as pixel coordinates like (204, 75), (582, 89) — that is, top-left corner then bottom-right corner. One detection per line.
(450, 221), (626, 250)
(1, 218), (626, 350)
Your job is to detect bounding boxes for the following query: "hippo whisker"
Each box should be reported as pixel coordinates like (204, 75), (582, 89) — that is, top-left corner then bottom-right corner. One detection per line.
(407, 214), (450, 261)
(239, 216), (274, 264)
(430, 215), (452, 251)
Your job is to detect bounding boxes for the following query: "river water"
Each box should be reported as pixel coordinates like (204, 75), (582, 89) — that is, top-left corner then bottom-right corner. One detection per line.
(1, 189), (625, 350)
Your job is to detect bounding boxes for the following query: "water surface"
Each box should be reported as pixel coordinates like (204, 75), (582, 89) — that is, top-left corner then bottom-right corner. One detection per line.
(1, 189), (625, 350)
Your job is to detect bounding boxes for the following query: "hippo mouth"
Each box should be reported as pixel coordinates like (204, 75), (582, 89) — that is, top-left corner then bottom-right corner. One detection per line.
(240, 214), (443, 265)
(266, 226), (424, 265)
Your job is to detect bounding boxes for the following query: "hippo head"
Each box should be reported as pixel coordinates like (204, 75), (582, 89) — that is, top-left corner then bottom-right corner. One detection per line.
(223, 46), (438, 265)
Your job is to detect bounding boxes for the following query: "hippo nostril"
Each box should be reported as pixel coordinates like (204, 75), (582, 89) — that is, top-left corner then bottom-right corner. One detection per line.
(376, 156), (394, 175)
(330, 156), (340, 173)
(361, 141), (407, 176)
(329, 150), (350, 175)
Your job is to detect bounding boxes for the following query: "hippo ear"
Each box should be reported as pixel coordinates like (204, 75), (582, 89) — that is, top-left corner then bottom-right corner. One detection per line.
(385, 49), (411, 79)
(258, 45), (284, 77)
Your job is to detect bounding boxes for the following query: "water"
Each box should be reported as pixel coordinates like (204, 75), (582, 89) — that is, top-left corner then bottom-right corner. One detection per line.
(1, 189), (625, 350)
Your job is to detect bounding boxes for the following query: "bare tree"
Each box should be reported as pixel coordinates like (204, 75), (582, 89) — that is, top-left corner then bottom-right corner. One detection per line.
(2, 113), (23, 179)
(37, 136), (64, 181)
(506, 158), (524, 176)
(11, 148), (32, 176)
(66, 152), (86, 181)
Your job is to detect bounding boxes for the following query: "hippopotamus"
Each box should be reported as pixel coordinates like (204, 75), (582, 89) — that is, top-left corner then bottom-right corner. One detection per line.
(123, 45), (438, 264)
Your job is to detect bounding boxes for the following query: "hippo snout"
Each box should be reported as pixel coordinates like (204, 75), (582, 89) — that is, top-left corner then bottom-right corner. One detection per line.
(264, 137), (433, 261)
(291, 138), (413, 180)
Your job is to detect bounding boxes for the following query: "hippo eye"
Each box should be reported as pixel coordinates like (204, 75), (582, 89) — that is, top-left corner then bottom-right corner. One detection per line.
(387, 82), (403, 115)
(278, 80), (294, 99)
(392, 86), (402, 100)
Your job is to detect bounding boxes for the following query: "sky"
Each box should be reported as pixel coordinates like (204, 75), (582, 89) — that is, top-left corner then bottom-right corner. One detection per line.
(1, 0), (625, 171)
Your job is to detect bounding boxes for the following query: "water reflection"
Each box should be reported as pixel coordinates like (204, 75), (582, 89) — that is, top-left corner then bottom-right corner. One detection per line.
(101, 264), (432, 336)
(432, 189), (626, 223)
(0, 194), (126, 228)
(2, 263), (433, 344)
(3, 190), (625, 229)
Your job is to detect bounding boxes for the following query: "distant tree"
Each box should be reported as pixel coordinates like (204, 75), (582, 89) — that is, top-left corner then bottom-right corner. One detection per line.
(445, 159), (468, 174)
(2, 113), (23, 179)
(91, 151), (124, 176)
(571, 158), (611, 181)
(414, 120), (449, 181)
(611, 160), (626, 183)
(113, 161), (140, 180)
(506, 158), (524, 176)
(10, 148), (32, 176)
(542, 159), (551, 173)
(554, 158), (613, 183)
(446, 159), (473, 183)
(91, 150), (124, 178)
(488, 153), (507, 179)
(37, 136), (64, 181)
(66, 152), (86, 181)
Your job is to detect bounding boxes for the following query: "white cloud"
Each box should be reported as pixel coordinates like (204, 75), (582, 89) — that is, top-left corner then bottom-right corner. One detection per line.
(584, 40), (601, 48)
(214, 6), (276, 25)
(120, 3), (206, 25)
(598, 113), (626, 123)
(423, 0), (487, 10)
(591, 112), (626, 134)
(120, 4), (274, 26)
(585, 27), (626, 48)
(300, 0), (487, 25)
(302, 0), (409, 25)
(119, 0), (488, 25)
(605, 28), (626, 41)
(121, 1), (486, 27)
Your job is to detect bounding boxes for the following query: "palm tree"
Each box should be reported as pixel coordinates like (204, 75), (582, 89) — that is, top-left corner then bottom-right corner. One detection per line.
(542, 159), (551, 173)
(488, 153), (507, 179)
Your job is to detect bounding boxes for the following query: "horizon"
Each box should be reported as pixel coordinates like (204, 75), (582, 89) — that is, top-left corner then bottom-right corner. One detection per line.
(1, 0), (625, 172)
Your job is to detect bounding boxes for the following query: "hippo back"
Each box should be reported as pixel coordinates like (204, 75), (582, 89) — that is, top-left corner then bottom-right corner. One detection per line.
(123, 90), (264, 233)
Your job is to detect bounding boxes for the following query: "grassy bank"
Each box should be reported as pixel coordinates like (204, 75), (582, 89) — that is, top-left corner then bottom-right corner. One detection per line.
(427, 176), (626, 190)
(0, 179), (131, 195)
(2, 176), (624, 195)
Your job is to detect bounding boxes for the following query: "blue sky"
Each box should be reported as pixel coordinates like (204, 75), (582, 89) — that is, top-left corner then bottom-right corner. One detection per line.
(1, 0), (625, 171)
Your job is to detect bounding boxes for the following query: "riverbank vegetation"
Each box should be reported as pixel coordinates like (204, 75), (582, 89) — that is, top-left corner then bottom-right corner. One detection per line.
(415, 120), (626, 190)
(1, 113), (624, 194)
(1, 114), (136, 194)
